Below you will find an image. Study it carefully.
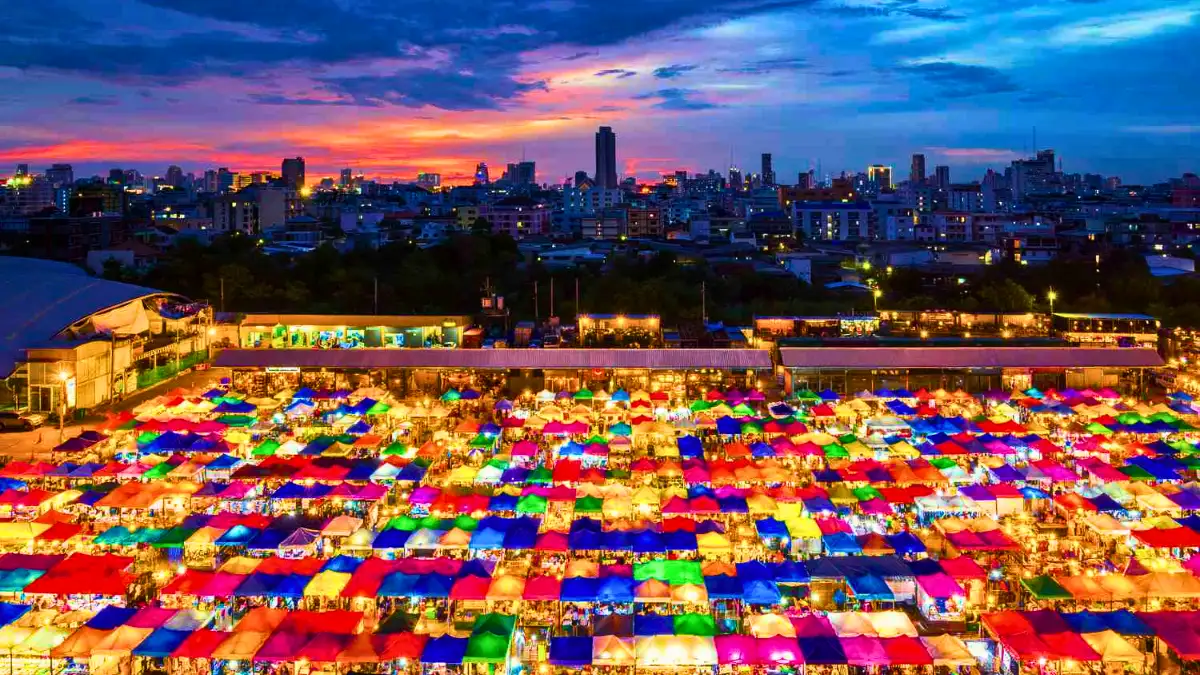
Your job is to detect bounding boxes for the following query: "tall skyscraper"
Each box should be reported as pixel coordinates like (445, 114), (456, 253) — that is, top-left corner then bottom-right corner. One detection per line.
(910, 154), (926, 184)
(165, 165), (184, 188)
(339, 168), (353, 187)
(761, 153), (775, 186)
(281, 157), (306, 189)
(573, 171), (590, 188)
(595, 126), (618, 190)
(45, 164), (73, 188)
(475, 162), (490, 185)
(867, 165), (892, 190)
(729, 167), (743, 191)
(15, 164), (29, 177)
(504, 162), (536, 185)
(934, 165), (951, 190)
(416, 173), (442, 190)
(217, 167), (235, 194)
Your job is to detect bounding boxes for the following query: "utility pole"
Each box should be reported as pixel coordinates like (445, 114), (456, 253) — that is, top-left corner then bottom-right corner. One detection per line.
(701, 280), (708, 325)
(575, 278), (580, 321)
(549, 277), (555, 318)
(219, 277), (225, 314)
(373, 277), (379, 314)
(533, 282), (539, 321)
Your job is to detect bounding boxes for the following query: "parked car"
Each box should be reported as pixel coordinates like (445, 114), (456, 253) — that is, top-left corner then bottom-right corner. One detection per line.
(0, 411), (44, 431)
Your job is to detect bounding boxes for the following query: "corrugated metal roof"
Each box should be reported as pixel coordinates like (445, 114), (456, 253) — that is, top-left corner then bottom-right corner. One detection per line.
(778, 347), (1163, 369)
(0, 257), (173, 377)
(214, 348), (774, 370)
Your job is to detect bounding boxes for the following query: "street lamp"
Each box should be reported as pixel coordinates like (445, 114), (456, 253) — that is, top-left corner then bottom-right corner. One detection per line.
(1047, 289), (1057, 315)
(56, 371), (68, 441)
(873, 288), (882, 313)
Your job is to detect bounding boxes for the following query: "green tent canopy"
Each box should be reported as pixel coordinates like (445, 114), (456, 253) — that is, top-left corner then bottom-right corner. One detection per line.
(385, 516), (421, 532)
(574, 496), (603, 513)
(441, 389), (462, 402)
(516, 494), (548, 514)
(574, 390), (594, 401)
(253, 439), (280, 456)
(452, 515), (479, 532)
(1118, 465), (1154, 481)
(526, 467), (553, 485)
(1021, 575), (1072, 600)
(152, 526), (196, 549)
(673, 613), (717, 636)
(215, 415), (255, 427)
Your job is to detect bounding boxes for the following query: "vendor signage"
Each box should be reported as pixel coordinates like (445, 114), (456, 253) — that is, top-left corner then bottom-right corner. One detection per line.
(265, 367), (300, 373)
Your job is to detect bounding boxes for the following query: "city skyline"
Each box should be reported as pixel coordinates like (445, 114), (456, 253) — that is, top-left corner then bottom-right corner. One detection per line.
(0, 0), (1196, 184)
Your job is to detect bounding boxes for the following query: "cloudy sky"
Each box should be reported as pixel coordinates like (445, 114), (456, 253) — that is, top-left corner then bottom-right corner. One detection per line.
(0, 0), (1195, 184)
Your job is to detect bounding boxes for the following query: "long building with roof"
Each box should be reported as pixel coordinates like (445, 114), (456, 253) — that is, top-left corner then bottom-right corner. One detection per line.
(0, 257), (209, 413)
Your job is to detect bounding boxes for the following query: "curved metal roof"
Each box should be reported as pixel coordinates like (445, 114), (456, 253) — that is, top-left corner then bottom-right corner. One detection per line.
(0, 257), (171, 377)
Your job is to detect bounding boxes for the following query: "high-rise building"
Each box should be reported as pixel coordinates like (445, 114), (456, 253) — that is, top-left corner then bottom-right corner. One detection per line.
(934, 165), (951, 190)
(867, 165), (893, 190)
(203, 170), (218, 194)
(475, 162), (490, 185)
(15, 164), (29, 177)
(505, 161), (536, 185)
(45, 164), (74, 188)
(761, 153), (775, 186)
(910, 154), (926, 184)
(573, 171), (591, 188)
(281, 157), (306, 190)
(165, 165), (184, 188)
(339, 168), (353, 187)
(797, 170), (814, 189)
(217, 168), (235, 194)
(729, 167), (743, 191)
(595, 126), (618, 190)
(107, 169), (125, 186)
(416, 173), (442, 190)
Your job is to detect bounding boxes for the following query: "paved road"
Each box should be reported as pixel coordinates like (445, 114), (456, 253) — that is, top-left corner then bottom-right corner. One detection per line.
(0, 367), (231, 462)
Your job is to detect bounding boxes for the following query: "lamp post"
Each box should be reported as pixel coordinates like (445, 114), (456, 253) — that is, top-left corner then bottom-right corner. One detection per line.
(873, 288), (882, 313)
(56, 371), (68, 442)
(1047, 289), (1057, 315)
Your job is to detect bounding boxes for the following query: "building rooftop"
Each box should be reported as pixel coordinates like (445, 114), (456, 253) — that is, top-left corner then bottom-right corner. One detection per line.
(214, 348), (774, 370)
(779, 346), (1163, 370)
(0, 257), (178, 377)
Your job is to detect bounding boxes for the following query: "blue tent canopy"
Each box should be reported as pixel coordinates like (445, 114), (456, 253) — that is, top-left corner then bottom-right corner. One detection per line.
(716, 416), (742, 435)
(743, 579), (783, 605)
(378, 573), (420, 597)
(214, 525), (260, 547)
(887, 531), (926, 555)
(736, 562), (775, 581)
(412, 574), (454, 598)
(596, 577), (635, 603)
(549, 637), (593, 666)
(421, 636), (468, 665)
(233, 572), (286, 597)
(321, 556), (362, 574)
(678, 436), (703, 456)
(372, 529), (413, 550)
(396, 464), (427, 481)
(560, 577), (600, 602)
(246, 528), (293, 551)
(800, 637), (847, 664)
(502, 524), (539, 550)
(632, 531), (666, 553)
(775, 561), (810, 583)
(87, 606), (137, 629)
(846, 574), (894, 600)
(469, 528), (507, 550)
(133, 628), (192, 658)
(823, 532), (862, 555)
(703, 575), (743, 600)
(755, 518), (790, 540)
(1061, 609), (1153, 636)
(663, 531), (697, 551)
(272, 574), (313, 598)
(0, 603), (29, 628)
(634, 614), (673, 636)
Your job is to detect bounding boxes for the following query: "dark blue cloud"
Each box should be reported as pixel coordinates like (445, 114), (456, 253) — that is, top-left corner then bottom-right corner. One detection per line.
(717, 57), (809, 74)
(595, 69), (638, 78)
(0, 0), (811, 110)
(653, 64), (699, 79)
(633, 88), (722, 110)
(895, 62), (1019, 98)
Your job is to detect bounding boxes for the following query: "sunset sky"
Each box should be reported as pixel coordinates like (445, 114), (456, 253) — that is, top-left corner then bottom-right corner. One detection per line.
(0, 0), (1196, 184)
